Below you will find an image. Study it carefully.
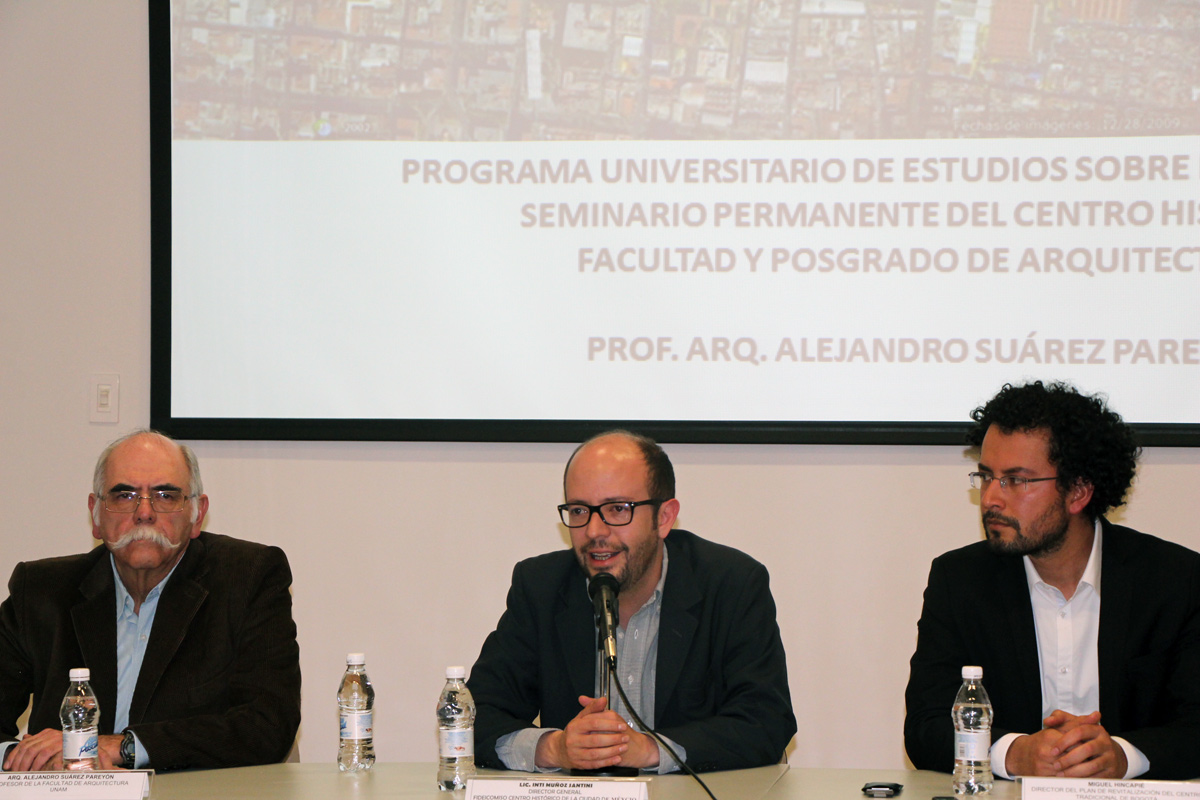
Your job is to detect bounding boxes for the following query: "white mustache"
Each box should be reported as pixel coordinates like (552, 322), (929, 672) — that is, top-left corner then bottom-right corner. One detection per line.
(110, 525), (180, 551)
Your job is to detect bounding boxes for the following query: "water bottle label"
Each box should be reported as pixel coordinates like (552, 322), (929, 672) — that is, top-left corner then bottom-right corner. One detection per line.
(63, 730), (99, 760)
(340, 710), (373, 740)
(955, 730), (990, 761)
(439, 728), (474, 758)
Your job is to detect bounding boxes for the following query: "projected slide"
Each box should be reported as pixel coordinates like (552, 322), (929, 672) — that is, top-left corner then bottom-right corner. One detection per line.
(161, 0), (1200, 437)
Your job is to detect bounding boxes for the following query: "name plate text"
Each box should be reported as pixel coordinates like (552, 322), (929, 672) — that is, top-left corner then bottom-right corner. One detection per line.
(466, 777), (650, 800)
(1024, 777), (1200, 800)
(0, 771), (150, 800)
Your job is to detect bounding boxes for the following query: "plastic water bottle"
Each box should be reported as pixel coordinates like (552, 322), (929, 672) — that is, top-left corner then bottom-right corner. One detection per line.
(436, 666), (476, 791)
(60, 668), (100, 771)
(952, 665), (994, 795)
(337, 653), (375, 772)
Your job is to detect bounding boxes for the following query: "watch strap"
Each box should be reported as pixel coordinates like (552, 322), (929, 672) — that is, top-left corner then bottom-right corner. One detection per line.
(120, 730), (136, 769)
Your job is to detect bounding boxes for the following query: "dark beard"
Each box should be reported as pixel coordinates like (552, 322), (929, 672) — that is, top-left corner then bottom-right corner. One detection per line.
(983, 509), (1069, 558)
(574, 536), (659, 595)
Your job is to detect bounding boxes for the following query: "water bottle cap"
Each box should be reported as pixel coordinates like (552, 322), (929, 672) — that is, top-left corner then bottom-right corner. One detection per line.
(446, 665), (466, 679)
(962, 666), (983, 680)
(346, 653), (366, 665)
(69, 668), (90, 681)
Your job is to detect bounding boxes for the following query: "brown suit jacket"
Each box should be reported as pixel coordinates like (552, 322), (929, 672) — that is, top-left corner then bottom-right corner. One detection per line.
(0, 532), (301, 771)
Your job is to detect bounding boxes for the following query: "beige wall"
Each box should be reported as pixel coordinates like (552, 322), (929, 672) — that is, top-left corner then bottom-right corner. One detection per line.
(2, 1), (1197, 770)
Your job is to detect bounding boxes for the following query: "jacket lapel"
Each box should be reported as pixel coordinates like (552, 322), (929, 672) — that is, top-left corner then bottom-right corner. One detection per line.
(71, 551), (119, 734)
(128, 539), (209, 723)
(555, 568), (597, 700)
(995, 553), (1044, 725)
(655, 539), (700, 723)
(1096, 520), (1130, 731)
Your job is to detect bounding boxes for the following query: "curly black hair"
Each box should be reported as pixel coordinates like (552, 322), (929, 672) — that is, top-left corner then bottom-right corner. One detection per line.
(967, 381), (1140, 519)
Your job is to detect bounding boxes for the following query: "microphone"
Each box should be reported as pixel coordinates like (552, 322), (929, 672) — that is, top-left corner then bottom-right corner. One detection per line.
(575, 573), (640, 779)
(588, 572), (620, 666)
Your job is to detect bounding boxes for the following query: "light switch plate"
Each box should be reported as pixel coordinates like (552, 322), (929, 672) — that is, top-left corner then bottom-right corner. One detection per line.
(89, 373), (120, 423)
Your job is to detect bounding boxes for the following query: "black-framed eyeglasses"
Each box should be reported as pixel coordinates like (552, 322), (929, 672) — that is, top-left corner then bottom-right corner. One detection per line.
(558, 500), (663, 528)
(103, 490), (193, 514)
(968, 472), (1058, 492)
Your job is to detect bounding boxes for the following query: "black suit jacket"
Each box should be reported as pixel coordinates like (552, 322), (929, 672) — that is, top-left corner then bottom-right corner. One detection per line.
(904, 521), (1200, 779)
(468, 529), (796, 772)
(0, 532), (302, 771)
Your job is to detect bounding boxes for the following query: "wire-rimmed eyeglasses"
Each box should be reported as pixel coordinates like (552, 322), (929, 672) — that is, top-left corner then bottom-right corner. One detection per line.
(968, 472), (1058, 492)
(102, 490), (194, 513)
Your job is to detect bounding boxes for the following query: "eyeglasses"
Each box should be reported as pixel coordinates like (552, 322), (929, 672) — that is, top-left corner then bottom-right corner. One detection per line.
(558, 500), (663, 528)
(968, 472), (1058, 492)
(103, 490), (193, 513)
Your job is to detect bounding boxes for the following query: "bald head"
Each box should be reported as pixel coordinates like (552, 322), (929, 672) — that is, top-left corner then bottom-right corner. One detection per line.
(93, 430), (203, 523)
(563, 430), (675, 502)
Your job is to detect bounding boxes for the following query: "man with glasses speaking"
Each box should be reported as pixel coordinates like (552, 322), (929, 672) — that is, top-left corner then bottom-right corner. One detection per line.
(905, 382), (1200, 781)
(0, 430), (300, 772)
(468, 430), (795, 774)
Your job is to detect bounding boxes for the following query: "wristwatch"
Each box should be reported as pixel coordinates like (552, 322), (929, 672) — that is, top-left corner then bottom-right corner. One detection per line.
(120, 730), (136, 769)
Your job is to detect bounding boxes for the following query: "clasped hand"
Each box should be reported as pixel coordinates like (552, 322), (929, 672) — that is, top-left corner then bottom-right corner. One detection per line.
(535, 695), (659, 771)
(1005, 710), (1128, 778)
(2, 729), (121, 772)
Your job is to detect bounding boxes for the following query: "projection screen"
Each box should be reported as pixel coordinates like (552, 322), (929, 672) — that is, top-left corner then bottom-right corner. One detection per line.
(151, 0), (1200, 444)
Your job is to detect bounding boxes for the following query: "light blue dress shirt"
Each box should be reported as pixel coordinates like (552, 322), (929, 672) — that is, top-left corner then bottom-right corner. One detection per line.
(111, 553), (182, 768)
(496, 549), (686, 773)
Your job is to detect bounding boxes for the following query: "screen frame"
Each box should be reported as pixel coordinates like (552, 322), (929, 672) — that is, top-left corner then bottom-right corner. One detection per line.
(147, 1), (1200, 447)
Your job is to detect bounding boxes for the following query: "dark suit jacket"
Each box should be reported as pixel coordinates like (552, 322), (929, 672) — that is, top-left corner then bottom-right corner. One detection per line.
(0, 532), (301, 771)
(904, 520), (1200, 779)
(468, 529), (796, 772)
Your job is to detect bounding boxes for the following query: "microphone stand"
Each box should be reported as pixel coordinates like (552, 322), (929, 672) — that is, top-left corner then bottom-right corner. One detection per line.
(598, 645), (613, 711)
(572, 575), (637, 778)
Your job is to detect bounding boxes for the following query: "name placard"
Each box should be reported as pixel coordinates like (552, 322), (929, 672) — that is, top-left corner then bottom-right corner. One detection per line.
(1023, 777), (1200, 800)
(0, 771), (151, 800)
(466, 777), (650, 800)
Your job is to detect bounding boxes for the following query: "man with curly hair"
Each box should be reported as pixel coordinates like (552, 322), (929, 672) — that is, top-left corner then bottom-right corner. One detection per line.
(904, 381), (1200, 780)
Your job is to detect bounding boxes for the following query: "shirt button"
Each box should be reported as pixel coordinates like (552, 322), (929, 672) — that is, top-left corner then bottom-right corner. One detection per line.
(1059, 666), (1070, 674)
(139, 634), (147, 642)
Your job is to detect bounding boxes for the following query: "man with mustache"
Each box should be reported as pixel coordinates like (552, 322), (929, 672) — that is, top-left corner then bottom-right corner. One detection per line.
(0, 430), (300, 772)
(468, 430), (795, 773)
(904, 381), (1200, 780)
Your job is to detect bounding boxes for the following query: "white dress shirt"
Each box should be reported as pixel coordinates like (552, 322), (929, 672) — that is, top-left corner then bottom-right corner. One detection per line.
(990, 522), (1149, 779)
